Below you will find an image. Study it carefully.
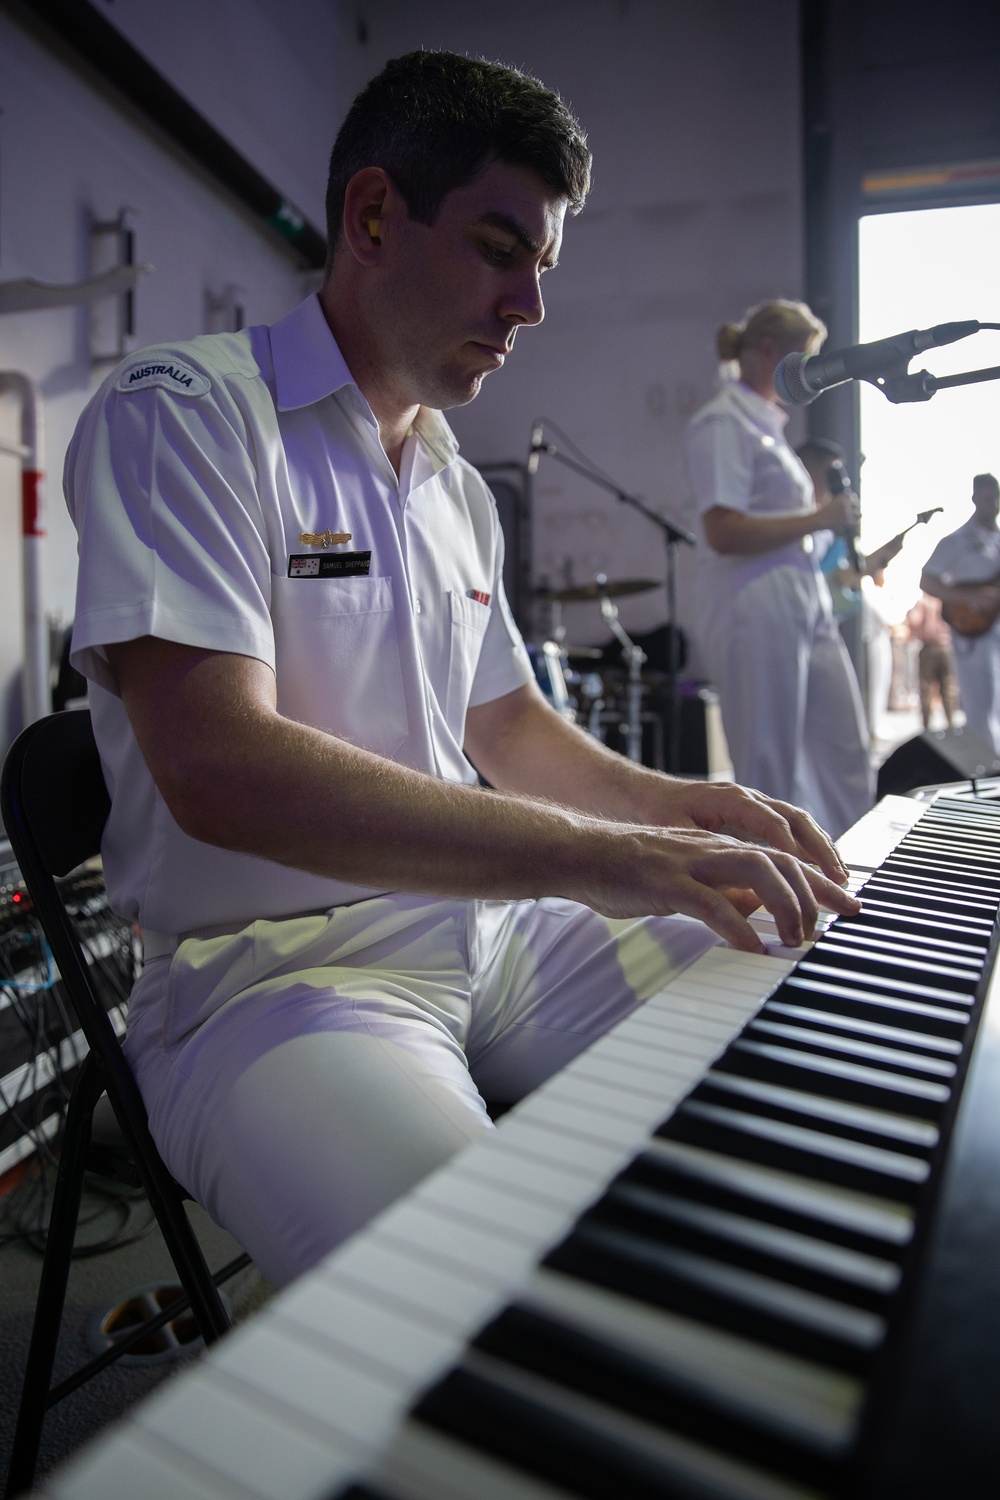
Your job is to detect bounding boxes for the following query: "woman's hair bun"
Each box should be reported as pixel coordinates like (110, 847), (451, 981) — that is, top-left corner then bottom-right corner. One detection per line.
(716, 322), (744, 361)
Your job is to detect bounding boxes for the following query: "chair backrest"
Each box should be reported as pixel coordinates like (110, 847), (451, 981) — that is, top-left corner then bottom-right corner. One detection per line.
(0, 710), (140, 1110)
(3, 710), (111, 877)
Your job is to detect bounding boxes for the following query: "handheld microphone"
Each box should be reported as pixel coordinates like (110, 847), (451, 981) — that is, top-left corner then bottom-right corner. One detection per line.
(527, 421), (545, 476)
(775, 320), (982, 406)
(826, 459), (865, 575)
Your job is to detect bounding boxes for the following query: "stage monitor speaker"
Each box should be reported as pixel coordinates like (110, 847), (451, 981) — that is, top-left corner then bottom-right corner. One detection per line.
(876, 725), (1000, 799)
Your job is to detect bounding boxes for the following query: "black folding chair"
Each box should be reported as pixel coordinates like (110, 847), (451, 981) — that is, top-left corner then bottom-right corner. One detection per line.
(1, 710), (250, 1497)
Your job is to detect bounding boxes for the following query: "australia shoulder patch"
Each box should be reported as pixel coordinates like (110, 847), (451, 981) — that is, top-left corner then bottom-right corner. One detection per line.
(114, 356), (211, 398)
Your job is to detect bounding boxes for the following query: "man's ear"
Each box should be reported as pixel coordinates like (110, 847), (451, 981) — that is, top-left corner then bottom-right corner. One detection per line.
(341, 168), (393, 266)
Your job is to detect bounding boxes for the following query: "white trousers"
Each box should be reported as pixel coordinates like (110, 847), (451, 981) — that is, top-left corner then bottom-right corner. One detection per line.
(952, 628), (1000, 755)
(699, 564), (874, 839)
(125, 894), (719, 1287)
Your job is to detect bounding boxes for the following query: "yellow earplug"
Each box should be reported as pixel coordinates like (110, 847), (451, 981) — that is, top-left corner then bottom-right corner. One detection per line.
(367, 219), (382, 242)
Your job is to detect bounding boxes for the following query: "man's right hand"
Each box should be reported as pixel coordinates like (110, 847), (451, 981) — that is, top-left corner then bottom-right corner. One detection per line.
(816, 489), (860, 534)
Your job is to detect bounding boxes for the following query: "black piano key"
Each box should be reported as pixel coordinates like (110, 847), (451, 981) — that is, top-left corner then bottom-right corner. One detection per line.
(622, 1142), (915, 1256)
(850, 895), (993, 935)
(782, 975), (972, 1034)
(744, 1020), (958, 1077)
(761, 1000), (964, 1056)
(819, 929), (984, 973)
(661, 1099), (929, 1202)
(542, 1220), (883, 1371)
(805, 945), (978, 994)
(714, 1039), (952, 1119)
(868, 866), (1000, 902)
(411, 1355), (813, 1500)
(470, 1302), (847, 1489)
(696, 1070), (940, 1152)
(825, 918), (986, 959)
(792, 960), (977, 1009)
(580, 1182), (897, 1311)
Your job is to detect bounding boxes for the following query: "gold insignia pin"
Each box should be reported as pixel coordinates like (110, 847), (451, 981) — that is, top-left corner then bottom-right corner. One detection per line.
(299, 530), (352, 547)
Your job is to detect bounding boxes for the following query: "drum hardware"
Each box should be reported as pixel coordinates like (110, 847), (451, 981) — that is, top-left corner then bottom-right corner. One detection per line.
(526, 418), (695, 769)
(541, 577), (660, 603)
(594, 576), (647, 763)
(525, 640), (575, 722)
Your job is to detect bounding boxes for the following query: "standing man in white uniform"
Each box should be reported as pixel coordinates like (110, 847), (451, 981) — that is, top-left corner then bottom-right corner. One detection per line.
(921, 473), (1000, 754)
(65, 55), (856, 1289)
(684, 301), (875, 839)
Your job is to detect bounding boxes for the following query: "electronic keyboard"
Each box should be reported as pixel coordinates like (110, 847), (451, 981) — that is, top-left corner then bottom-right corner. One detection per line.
(37, 793), (1000, 1500)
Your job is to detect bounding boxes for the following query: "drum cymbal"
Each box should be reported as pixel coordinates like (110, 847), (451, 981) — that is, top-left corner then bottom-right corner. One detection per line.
(543, 578), (661, 603)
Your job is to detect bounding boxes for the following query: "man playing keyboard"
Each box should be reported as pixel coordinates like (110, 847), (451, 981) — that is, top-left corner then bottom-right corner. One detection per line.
(64, 50), (858, 1289)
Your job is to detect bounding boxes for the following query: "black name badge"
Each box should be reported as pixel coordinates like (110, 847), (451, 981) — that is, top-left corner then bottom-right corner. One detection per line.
(288, 550), (372, 578)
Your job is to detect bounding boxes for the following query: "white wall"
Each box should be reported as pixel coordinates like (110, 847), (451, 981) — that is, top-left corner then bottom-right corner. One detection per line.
(0, 2), (343, 756)
(340, 0), (807, 648)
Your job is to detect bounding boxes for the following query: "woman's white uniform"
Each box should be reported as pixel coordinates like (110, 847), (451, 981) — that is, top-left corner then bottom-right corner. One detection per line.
(684, 381), (873, 839)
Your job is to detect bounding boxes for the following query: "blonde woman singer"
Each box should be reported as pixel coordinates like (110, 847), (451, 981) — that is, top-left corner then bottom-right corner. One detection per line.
(684, 300), (874, 838)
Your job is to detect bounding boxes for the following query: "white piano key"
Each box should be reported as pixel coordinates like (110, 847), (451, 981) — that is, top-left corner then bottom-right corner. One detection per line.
(134, 1367), (362, 1500)
(477, 1110), (632, 1182)
(210, 1317), (410, 1454)
(329, 1236), (509, 1335)
(414, 1162), (582, 1242)
(523, 1265), (864, 1450)
(640, 1136), (915, 1244)
(570, 1047), (723, 1104)
(836, 794), (926, 870)
(466, 1132), (620, 1204)
(47, 1428), (248, 1500)
(545, 1066), (696, 1129)
(497, 1087), (663, 1151)
(374, 1198), (560, 1293)
(277, 1271), (460, 1383)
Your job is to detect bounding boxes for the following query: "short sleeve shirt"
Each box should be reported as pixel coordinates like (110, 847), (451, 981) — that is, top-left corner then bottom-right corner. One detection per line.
(65, 295), (535, 934)
(683, 380), (816, 593)
(924, 516), (1000, 588)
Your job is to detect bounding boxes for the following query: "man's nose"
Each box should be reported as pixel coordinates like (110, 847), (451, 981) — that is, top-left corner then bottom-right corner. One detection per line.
(502, 271), (545, 328)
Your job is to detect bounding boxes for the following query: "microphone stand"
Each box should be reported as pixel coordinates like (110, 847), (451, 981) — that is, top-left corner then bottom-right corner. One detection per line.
(531, 437), (696, 772)
(879, 362), (1000, 403)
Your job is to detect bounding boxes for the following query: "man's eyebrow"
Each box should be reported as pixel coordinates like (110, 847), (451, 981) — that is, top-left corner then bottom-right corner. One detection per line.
(477, 211), (559, 264)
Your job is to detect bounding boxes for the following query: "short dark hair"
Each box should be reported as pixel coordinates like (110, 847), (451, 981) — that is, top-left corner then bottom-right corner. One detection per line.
(973, 472), (999, 493)
(796, 437), (845, 466)
(324, 51), (591, 256)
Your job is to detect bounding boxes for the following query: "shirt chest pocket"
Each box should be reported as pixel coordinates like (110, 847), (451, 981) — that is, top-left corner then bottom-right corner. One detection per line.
(445, 589), (490, 731)
(271, 574), (407, 757)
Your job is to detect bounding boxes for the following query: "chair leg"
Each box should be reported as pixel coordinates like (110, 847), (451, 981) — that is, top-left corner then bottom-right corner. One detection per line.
(142, 1176), (232, 1344)
(5, 1055), (104, 1499)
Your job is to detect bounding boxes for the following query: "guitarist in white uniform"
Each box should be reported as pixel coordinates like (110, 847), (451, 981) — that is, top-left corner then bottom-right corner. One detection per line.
(921, 473), (1000, 754)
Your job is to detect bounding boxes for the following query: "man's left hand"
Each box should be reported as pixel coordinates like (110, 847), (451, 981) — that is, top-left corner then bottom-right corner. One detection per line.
(646, 780), (850, 886)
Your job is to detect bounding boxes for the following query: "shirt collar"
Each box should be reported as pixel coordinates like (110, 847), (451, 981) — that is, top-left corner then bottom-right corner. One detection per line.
(268, 294), (460, 468)
(726, 377), (790, 433)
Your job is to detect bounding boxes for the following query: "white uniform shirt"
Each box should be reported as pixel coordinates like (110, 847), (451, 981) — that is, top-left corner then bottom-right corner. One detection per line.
(684, 380), (816, 593)
(65, 294), (534, 934)
(924, 515), (1000, 589)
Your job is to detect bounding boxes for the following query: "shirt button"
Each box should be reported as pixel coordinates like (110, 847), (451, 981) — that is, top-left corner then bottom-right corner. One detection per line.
(414, 597), (422, 613)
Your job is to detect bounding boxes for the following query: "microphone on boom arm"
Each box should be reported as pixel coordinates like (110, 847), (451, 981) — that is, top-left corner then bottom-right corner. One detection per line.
(775, 320), (983, 406)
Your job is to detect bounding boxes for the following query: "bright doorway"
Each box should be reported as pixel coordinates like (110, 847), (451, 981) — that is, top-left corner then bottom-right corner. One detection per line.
(857, 202), (1000, 623)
